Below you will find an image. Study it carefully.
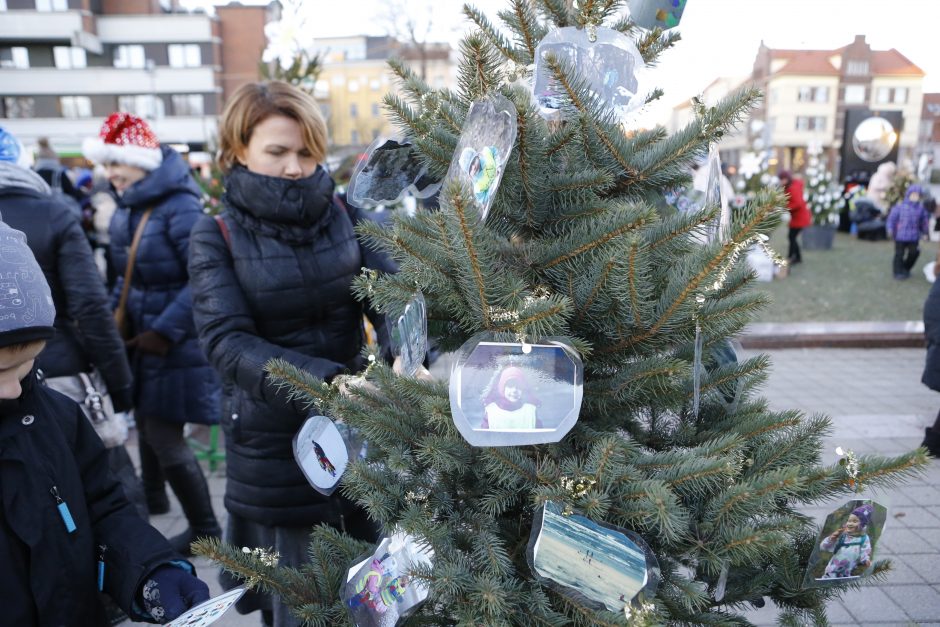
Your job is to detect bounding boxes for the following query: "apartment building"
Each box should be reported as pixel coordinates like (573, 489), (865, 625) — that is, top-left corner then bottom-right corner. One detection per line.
(0, 0), (274, 157)
(749, 35), (924, 174)
(670, 36), (925, 177)
(311, 35), (455, 148)
(918, 93), (940, 179)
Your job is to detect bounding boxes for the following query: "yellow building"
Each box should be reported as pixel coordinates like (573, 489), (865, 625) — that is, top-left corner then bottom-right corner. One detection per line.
(313, 36), (454, 148)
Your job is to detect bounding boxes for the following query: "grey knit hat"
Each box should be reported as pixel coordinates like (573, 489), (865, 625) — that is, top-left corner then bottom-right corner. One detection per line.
(0, 220), (56, 347)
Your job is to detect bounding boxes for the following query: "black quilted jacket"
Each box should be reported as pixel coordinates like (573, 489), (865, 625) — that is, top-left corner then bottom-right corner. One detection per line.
(188, 165), (394, 527)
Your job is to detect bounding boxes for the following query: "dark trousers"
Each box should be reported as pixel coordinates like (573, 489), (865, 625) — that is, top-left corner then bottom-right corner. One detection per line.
(788, 227), (803, 262)
(893, 241), (920, 276)
(137, 414), (195, 468)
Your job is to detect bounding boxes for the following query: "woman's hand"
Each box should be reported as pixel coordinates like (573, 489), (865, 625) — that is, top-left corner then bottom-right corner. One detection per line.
(392, 356), (434, 381)
(126, 330), (172, 357)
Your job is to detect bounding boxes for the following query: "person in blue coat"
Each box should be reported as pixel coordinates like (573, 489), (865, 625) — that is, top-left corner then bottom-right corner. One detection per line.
(83, 112), (221, 554)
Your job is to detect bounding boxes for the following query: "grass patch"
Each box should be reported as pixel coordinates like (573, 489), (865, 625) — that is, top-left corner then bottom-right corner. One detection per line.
(753, 227), (937, 323)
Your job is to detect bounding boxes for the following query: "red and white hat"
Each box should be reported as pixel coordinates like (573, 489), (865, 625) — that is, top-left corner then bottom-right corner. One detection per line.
(82, 112), (163, 171)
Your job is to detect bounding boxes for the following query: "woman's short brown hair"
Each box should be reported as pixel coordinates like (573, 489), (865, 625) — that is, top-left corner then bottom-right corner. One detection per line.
(217, 80), (328, 172)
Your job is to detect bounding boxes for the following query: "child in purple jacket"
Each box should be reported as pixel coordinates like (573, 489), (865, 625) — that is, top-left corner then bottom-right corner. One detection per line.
(886, 184), (930, 280)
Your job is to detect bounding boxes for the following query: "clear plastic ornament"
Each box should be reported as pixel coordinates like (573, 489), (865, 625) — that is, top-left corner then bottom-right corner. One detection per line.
(342, 530), (434, 626)
(448, 334), (583, 447)
(445, 94), (517, 222)
(526, 501), (660, 612)
(801, 498), (888, 589)
(388, 291), (428, 378)
(292, 415), (355, 496)
(347, 135), (441, 208)
(627, 0), (687, 30)
(533, 26), (648, 120)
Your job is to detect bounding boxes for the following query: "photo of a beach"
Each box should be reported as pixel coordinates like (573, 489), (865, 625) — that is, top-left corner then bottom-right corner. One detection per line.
(532, 501), (649, 611)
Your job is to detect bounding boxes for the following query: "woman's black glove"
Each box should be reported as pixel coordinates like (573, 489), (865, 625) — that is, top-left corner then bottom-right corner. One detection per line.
(126, 330), (172, 357)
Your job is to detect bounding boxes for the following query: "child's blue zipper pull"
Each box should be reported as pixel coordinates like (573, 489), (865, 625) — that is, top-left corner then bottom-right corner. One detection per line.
(50, 486), (76, 533)
(97, 545), (107, 591)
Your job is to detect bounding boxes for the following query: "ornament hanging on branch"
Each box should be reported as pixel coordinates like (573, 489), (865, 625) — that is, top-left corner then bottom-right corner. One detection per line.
(526, 501), (660, 612)
(448, 335), (583, 447)
(533, 26), (648, 120)
(388, 291), (428, 378)
(802, 499), (888, 588)
(342, 531), (434, 626)
(292, 415), (357, 495)
(627, 0), (688, 30)
(347, 136), (441, 208)
(445, 94), (516, 221)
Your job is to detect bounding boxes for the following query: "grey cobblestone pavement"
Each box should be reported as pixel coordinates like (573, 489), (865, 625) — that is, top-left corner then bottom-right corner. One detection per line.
(136, 347), (939, 626)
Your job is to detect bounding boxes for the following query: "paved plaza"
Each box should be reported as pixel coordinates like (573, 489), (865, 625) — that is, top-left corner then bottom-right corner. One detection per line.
(139, 347), (940, 626)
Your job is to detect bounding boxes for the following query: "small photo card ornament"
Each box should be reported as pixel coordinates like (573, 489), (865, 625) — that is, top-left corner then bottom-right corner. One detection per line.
(347, 135), (441, 208)
(166, 587), (246, 627)
(445, 94), (516, 221)
(802, 499), (887, 588)
(343, 531), (434, 627)
(527, 501), (659, 612)
(448, 335), (583, 447)
(533, 26), (647, 120)
(292, 415), (351, 495)
(627, 0), (687, 30)
(389, 291), (428, 378)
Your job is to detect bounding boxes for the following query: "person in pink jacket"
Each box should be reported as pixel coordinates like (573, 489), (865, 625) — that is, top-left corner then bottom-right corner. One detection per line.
(779, 170), (811, 265)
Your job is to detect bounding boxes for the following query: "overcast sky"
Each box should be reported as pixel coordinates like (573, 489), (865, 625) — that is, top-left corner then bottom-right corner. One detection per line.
(185, 0), (939, 122)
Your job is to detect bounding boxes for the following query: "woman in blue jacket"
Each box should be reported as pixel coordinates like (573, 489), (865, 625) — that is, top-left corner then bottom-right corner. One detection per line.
(83, 113), (221, 554)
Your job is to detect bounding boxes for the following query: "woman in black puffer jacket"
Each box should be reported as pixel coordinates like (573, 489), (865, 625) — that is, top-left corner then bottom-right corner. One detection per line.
(188, 81), (394, 627)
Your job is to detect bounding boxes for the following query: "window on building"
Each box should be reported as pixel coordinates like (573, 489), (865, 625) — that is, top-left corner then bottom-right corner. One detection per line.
(844, 84), (865, 104)
(171, 94), (204, 116)
(36, 0), (68, 10)
(814, 86), (829, 103)
(0, 47), (29, 69)
(59, 96), (92, 119)
(876, 87), (891, 104)
(168, 44), (201, 68)
(795, 116), (826, 132)
(846, 60), (869, 76)
(369, 78), (381, 91)
(371, 103), (380, 117)
(113, 45), (146, 69)
(350, 103), (358, 117)
(893, 87), (908, 104)
(1, 97), (35, 118)
(797, 86), (813, 102)
(117, 95), (164, 119)
(314, 80), (329, 99)
(53, 46), (87, 69)
(331, 75), (345, 86)
(348, 80), (360, 92)
(350, 130), (360, 145)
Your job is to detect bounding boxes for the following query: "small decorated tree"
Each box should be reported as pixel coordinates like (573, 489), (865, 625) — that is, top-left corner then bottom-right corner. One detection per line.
(196, 2), (927, 625)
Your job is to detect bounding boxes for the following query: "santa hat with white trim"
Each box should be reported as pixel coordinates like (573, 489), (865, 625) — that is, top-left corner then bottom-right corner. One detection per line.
(82, 112), (163, 171)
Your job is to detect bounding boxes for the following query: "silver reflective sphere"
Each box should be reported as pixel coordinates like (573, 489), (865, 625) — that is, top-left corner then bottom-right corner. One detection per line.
(852, 116), (898, 162)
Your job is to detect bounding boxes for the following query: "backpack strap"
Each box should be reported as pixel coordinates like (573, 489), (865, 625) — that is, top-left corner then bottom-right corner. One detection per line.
(214, 214), (232, 250)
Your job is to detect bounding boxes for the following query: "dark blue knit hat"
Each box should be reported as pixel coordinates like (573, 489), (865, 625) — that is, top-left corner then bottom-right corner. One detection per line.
(0, 220), (56, 347)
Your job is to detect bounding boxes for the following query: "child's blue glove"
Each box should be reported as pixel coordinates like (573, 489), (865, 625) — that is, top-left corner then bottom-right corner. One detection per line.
(137, 563), (210, 623)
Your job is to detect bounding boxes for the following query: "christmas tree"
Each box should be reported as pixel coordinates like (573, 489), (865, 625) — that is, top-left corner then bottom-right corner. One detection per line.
(196, 2), (927, 624)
